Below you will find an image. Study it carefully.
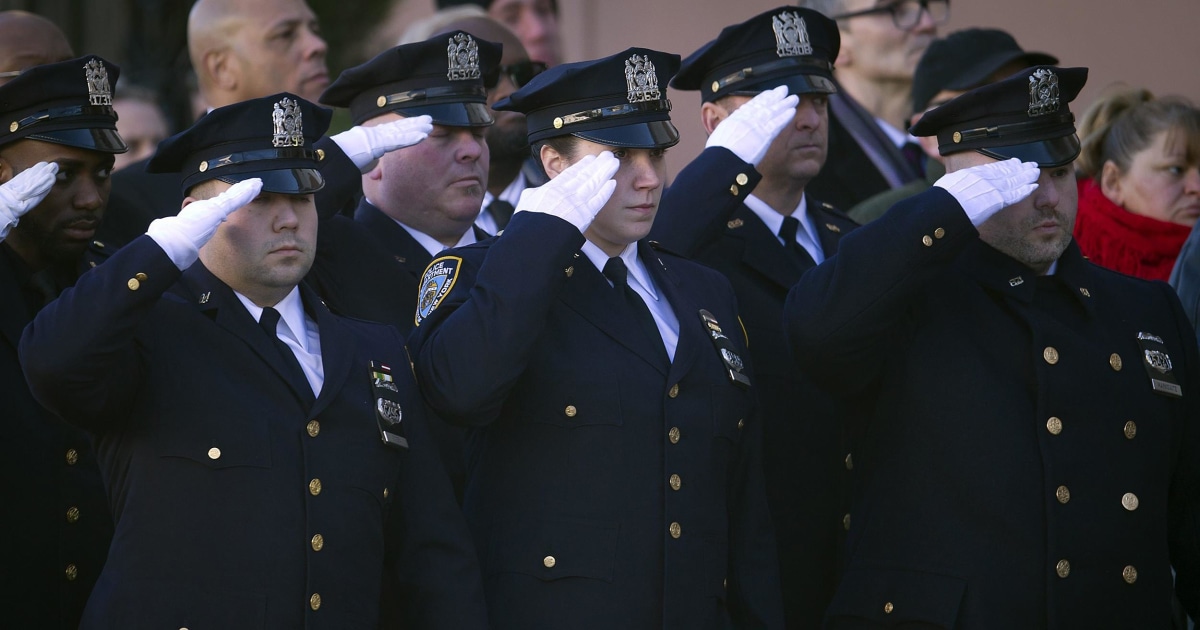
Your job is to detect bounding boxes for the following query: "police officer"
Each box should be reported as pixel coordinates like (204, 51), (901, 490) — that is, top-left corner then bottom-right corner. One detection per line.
(320, 31), (500, 333)
(785, 66), (1200, 627)
(650, 9), (856, 627)
(0, 54), (125, 629)
(19, 93), (486, 629)
(408, 48), (784, 629)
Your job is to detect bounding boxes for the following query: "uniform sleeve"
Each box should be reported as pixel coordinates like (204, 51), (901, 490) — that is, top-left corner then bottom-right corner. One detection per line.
(649, 147), (762, 258)
(1164, 281), (1200, 620)
(314, 136), (362, 220)
(408, 211), (584, 426)
(783, 187), (975, 392)
(19, 236), (180, 433)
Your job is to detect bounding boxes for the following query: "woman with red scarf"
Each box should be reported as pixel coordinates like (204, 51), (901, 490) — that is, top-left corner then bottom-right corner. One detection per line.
(1072, 88), (1200, 280)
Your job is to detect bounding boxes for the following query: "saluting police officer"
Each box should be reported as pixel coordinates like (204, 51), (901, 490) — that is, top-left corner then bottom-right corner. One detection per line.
(408, 48), (784, 628)
(0, 54), (123, 630)
(19, 93), (486, 629)
(649, 9), (858, 627)
(785, 66), (1200, 628)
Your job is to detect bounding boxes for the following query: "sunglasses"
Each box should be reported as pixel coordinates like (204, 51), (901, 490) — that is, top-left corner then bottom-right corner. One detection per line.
(485, 60), (548, 90)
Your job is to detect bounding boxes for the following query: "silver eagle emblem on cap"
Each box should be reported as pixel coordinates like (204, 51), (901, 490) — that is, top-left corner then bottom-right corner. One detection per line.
(84, 59), (112, 106)
(447, 33), (481, 81)
(773, 11), (813, 57)
(1027, 68), (1060, 117)
(625, 54), (661, 104)
(272, 97), (304, 148)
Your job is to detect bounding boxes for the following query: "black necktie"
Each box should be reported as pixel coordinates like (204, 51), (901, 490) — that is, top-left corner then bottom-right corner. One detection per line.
(260, 307), (316, 405)
(900, 141), (926, 178)
(603, 257), (669, 365)
(488, 199), (516, 230)
(779, 216), (816, 267)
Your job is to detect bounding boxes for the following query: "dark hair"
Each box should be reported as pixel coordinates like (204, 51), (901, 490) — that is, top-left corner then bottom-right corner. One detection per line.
(532, 134), (581, 164)
(1077, 87), (1200, 178)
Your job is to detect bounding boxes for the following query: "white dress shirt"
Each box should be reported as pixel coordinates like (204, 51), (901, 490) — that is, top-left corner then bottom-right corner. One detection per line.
(476, 171), (528, 235)
(235, 286), (324, 397)
(744, 193), (824, 264)
(581, 240), (680, 361)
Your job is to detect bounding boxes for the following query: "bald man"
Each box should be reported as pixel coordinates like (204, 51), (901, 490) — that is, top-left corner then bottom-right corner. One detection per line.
(0, 11), (73, 86)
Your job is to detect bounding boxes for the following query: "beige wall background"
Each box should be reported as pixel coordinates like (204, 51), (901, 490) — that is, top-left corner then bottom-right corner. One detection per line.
(383, 0), (1200, 176)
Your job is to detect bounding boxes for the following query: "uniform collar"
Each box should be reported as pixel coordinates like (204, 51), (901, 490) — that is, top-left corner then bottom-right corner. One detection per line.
(960, 238), (1097, 316)
(393, 217), (480, 257)
(580, 239), (660, 301)
(234, 285), (310, 350)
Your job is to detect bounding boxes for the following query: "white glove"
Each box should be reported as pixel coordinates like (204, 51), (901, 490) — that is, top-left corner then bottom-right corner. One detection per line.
(706, 85), (800, 166)
(513, 152), (619, 232)
(330, 115), (434, 173)
(934, 158), (1040, 226)
(0, 161), (58, 241)
(147, 178), (263, 270)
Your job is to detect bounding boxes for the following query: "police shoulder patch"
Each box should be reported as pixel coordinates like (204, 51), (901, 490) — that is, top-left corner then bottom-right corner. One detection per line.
(415, 256), (462, 327)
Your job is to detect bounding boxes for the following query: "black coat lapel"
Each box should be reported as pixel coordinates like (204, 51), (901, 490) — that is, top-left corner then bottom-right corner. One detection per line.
(730, 207), (805, 290)
(641, 242), (702, 381)
(354, 199), (434, 276)
(307, 283), (354, 417)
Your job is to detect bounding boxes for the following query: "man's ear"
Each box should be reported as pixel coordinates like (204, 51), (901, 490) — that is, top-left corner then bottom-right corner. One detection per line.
(541, 144), (568, 178)
(205, 48), (238, 93)
(700, 101), (730, 136)
(1099, 160), (1125, 205)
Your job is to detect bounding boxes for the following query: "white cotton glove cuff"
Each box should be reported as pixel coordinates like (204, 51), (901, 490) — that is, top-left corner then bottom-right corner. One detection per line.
(0, 161), (58, 241)
(147, 178), (264, 270)
(329, 115), (434, 173)
(934, 158), (1041, 226)
(705, 85), (799, 166)
(513, 152), (620, 233)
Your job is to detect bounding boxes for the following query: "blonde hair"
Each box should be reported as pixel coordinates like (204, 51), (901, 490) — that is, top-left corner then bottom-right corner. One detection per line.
(1077, 87), (1200, 178)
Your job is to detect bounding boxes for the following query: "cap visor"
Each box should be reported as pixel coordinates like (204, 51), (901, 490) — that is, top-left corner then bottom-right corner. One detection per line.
(217, 168), (325, 194)
(572, 120), (680, 149)
(976, 134), (1081, 168)
(394, 102), (493, 127)
(28, 127), (128, 153)
(731, 74), (837, 97)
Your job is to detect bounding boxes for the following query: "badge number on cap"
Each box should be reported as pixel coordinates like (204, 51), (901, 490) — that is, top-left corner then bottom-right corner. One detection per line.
(773, 11), (813, 57)
(625, 54), (661, 104)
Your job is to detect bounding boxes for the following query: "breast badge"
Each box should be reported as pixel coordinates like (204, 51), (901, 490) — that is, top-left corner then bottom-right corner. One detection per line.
(1136, 332), (1181, 398)
(699, 309), (750, 387)
(415, 256), (462, 327)
(370, 361), (408, 449)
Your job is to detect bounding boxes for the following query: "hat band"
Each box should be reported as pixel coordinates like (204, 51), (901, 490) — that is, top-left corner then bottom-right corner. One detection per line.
(196, 147), (318, 174)
(377, 84), (488, 108)
(549, 99), (672, 130)
(709, 57), (834, 94)
(7, 104), (116, 134)
(947, 112), (1075, 145)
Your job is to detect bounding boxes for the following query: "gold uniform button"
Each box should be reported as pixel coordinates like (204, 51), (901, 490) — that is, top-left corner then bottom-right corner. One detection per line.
(845, 453), (854, 470)
(1109, 353), (1123, 371)
(668, 384), (680, 398)
(669, 474), (682, 491)
(735, 173), (749, 186)
(1043, 347), (1059, 365)
(1122, 493), (1139, 511)
(306, 420), (320, 437)
(669, 522), (682, 539)
(310, 593), (321, 610)
(952, 131), (962, 143)
(66, 507), (80, 523)
(309, 479), (322, 496)
(207, 447), (221, 460)
(1047, 416), (1063, 435)
(884, 602), (894, 614)
(311, 534), (324, 551)
(843, 513), (851, 531)
(543, 555), (556, 568)
(127, 278), (140, 291)
(65, 448), (79, 465)
(565, 266), (574, 277)
(564, 405), (577, 417)
(933, 227), (945, 239)
(1056, 559), (1071, 578)
(135, 272), (147, 281)
(711, 80), (721, 93)
(383, 488), (389, 499)
(1122, 565), (1138, 584)
(737, 418), (745, 430)
(553, 117), (564, 129)
(668, 427), (681, 444)
(1123, 421), (1137, 440)
(198, 161), (209, 173)
(315, 149), (325, 161)
(730, 184), (740, 196)
(922, 235), (933, 247)
(377, 95), (388, 108)
(9, 121), (17, 132)
(65, 564), (78, 581)
(1055, 486), (1070, 504)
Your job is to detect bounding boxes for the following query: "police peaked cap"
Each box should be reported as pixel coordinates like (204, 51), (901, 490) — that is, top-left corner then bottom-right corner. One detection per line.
(911, 66), (1088, 168)
(672, 7), (839, 103)
(321, 31), (500, 127)
(0, 54), (127, 153)
(148, 93), (330, 195)
(912, 28), (1058, 114)
(494, 47), (680, 149)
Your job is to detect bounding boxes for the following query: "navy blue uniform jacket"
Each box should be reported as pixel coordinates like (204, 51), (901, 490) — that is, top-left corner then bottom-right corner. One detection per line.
(785, 188), (1200, 628)
(650, 146), (859, 629)
(409, 211), (784, 629)
(19, 236), (487, 629)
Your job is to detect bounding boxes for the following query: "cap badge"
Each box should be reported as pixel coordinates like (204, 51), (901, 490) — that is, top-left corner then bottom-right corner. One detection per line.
(84, 59), (112, 106)
(625, 54), (661, 104)
(773, 11), (813, 57)
(271, 97), (304, 148)
(1027, 68), (1060, 117)
(447, 33), (482, 81)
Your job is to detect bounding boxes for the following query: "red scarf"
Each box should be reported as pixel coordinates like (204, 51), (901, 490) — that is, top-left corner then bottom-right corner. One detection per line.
(1072, 178), (1191, 281)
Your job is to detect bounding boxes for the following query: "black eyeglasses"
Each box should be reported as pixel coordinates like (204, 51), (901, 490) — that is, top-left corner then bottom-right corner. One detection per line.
(485, 60), (548, 90)
(832, 0), (949, 30)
